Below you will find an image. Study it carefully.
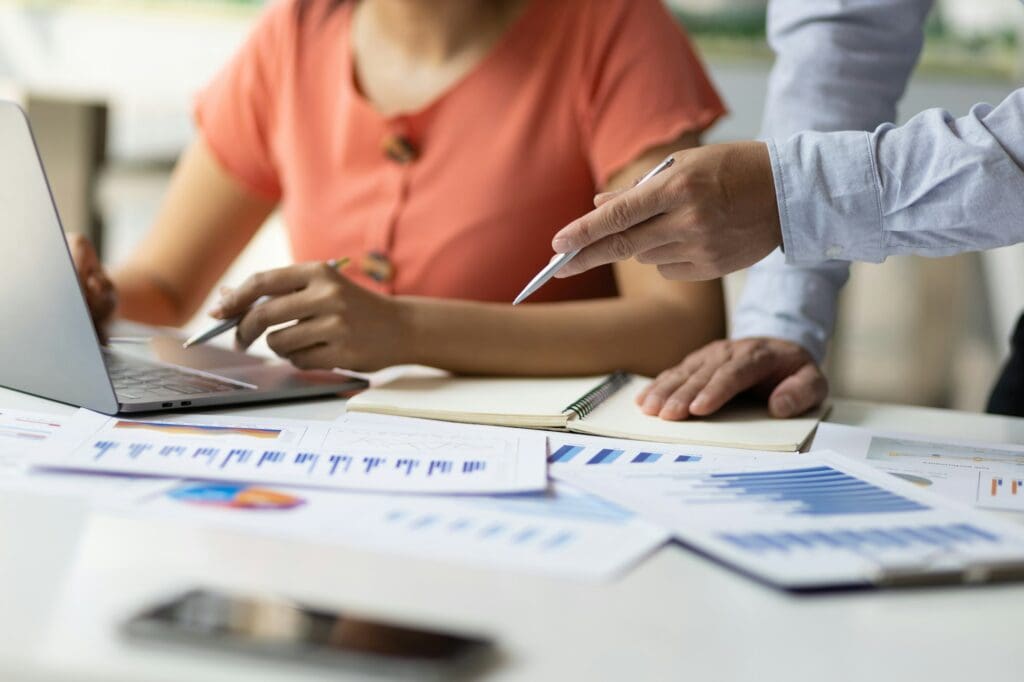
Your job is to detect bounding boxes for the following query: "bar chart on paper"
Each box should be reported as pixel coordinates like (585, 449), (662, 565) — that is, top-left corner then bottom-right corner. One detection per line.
(559, 452), (1024, 589)
(0, 409), (73, 443)
(691, 466), (930, 516)
(981, 476), (1024, 512)
(134, 482), (668, 580)
(33, 418), (548, 494)
(548, 443), (703, 465)
(813, 424), (1024, 512)
(544, 431), (786, 518)
(545, 433), (783, 473)
(0, 408), (92, 480)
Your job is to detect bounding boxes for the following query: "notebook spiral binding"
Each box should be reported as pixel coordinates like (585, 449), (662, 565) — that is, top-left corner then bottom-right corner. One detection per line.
(564, 371), (631, 419)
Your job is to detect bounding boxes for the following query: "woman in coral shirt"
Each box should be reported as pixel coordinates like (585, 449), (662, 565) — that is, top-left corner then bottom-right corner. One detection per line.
(73, 0), (727, 377)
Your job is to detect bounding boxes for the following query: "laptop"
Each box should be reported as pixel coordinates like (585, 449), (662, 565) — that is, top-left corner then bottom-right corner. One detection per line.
(0, 100), (363, 414)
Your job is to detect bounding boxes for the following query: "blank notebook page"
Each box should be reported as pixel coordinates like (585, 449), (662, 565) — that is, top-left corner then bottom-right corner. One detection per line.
(574, 376), (824, 451)
(345, 375), (608, 427)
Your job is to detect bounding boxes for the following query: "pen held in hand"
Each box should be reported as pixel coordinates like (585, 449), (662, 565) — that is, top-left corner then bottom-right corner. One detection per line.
(182, 257), (350, 349)
(512, 157), (675, 305)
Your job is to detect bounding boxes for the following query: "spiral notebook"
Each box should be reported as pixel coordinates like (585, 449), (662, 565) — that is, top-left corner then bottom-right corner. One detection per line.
(345, 372), (825, 452)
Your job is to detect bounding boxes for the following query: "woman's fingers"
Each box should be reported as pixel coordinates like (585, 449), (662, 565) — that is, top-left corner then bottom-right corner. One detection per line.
(288, 343), (338, 370)
(266, 315), (342, 358)
(214, 263), (325, 319)
(67, 233), (98, 273)
(67, 234), (117, 323)
(234, 290), (322, 348)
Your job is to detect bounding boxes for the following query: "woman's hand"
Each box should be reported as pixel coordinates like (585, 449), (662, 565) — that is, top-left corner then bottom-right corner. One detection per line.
(211, 262), (413, 371)
(67, 233), (117, 327)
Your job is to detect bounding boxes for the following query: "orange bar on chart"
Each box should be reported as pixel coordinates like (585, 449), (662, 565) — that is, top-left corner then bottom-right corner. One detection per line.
(1014, 480), (1019, 495)
(992, 478), (999, 496)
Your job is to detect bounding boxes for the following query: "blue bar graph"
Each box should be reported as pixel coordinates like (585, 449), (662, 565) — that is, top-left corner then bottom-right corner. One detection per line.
(379, 503), (585, 554)
(720, 523), (1000, 554)
(543, 531), (575, 550)
(703, 466), (929, 516)
(550, 443), (703, 465)
(632, 452), (662, 463)
(548, 445), (584, 463)
(411, 515), (437, 530)
(587, 448), (624, 465)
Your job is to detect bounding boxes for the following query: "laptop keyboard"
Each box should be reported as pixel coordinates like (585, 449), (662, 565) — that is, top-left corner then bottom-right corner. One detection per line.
(103, 351), (252, 401)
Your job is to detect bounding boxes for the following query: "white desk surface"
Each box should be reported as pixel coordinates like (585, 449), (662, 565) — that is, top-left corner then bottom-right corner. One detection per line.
(2, 388), (1023, 682)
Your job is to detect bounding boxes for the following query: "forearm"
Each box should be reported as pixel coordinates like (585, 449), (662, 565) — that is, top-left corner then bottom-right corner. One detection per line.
(774, 87), (1024, 264)
(401, 293), (724, 377)
(731, 250), (849, 364)
(734, 0), (931, 350)
(110, 138), (275, 328)
(110, 268), (189, 327)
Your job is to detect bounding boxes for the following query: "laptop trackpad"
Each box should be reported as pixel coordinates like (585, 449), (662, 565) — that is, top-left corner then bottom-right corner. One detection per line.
(148, 334), (265, 370)
(107, 322), (265, 372)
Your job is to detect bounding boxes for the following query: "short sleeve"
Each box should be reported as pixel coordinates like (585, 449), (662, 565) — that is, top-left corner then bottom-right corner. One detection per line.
(578, 0), (727, 187)
(193, 0), (296, 200)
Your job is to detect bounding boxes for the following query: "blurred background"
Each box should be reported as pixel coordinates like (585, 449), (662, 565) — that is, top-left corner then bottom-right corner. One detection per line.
(0, 0), (1021, 410)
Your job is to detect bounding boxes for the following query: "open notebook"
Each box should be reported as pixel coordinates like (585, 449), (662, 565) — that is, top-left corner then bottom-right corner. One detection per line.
(345, 372), (825, 452)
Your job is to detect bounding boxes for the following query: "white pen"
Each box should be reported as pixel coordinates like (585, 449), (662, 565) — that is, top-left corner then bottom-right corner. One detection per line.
(513, 157), (675, 305)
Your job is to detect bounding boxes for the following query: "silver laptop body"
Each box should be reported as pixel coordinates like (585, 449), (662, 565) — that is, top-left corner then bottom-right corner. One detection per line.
(0, 101), (363, 414)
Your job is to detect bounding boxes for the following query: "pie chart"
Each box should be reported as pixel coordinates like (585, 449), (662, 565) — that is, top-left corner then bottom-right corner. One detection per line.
(167, 483), (305, 510)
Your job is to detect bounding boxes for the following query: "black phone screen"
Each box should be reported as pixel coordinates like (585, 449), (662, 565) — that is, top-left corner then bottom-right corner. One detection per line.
(123, 589), (494, 677)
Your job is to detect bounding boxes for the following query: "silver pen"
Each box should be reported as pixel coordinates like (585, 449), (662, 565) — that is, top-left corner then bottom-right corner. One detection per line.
(182, 257), (350, 349)
(513, 156), (675, 305)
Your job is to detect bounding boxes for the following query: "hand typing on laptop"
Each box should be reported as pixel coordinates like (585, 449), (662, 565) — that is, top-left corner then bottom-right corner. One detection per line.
(67, 234), (116, 329)
(212, 261), (413, 372)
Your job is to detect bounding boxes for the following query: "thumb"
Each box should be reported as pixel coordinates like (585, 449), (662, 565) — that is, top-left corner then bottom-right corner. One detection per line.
(768, 363), (828, 418)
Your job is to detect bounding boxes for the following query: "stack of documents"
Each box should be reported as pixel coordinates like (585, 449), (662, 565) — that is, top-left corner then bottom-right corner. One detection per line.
(11, 382), (1024, 592)
(128, 480), (668, 580)
(5, 408), (664, 581)
(557, 451), (1024, 590)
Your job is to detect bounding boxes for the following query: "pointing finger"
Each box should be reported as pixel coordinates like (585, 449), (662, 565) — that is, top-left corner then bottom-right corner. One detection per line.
(551, 173), (672, 255)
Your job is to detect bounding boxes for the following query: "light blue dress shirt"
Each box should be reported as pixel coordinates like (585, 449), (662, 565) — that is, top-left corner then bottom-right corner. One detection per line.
(732, 0), (1024, 363)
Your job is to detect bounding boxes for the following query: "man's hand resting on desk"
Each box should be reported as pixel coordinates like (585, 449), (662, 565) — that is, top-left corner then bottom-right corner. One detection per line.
(67, 233), (117, 327)
(637, 338), (827, 421)
(213, 261), (413, 372)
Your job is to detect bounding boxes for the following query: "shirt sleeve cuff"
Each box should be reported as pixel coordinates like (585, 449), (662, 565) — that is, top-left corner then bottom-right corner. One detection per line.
(768, 131), (887, 264)
(730, 250), (851, 365)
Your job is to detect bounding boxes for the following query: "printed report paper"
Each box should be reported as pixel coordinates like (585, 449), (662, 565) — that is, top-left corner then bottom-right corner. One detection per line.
(814, 423), (1024, 513)
(546, 431), (792, 470)
(32, 411), (547, 495)
(118, 480), (668, 581)
(558, 451), (1024, 590)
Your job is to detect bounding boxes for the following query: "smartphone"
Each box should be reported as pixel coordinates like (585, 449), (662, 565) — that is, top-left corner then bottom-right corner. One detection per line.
(122, 588), (497, 680)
